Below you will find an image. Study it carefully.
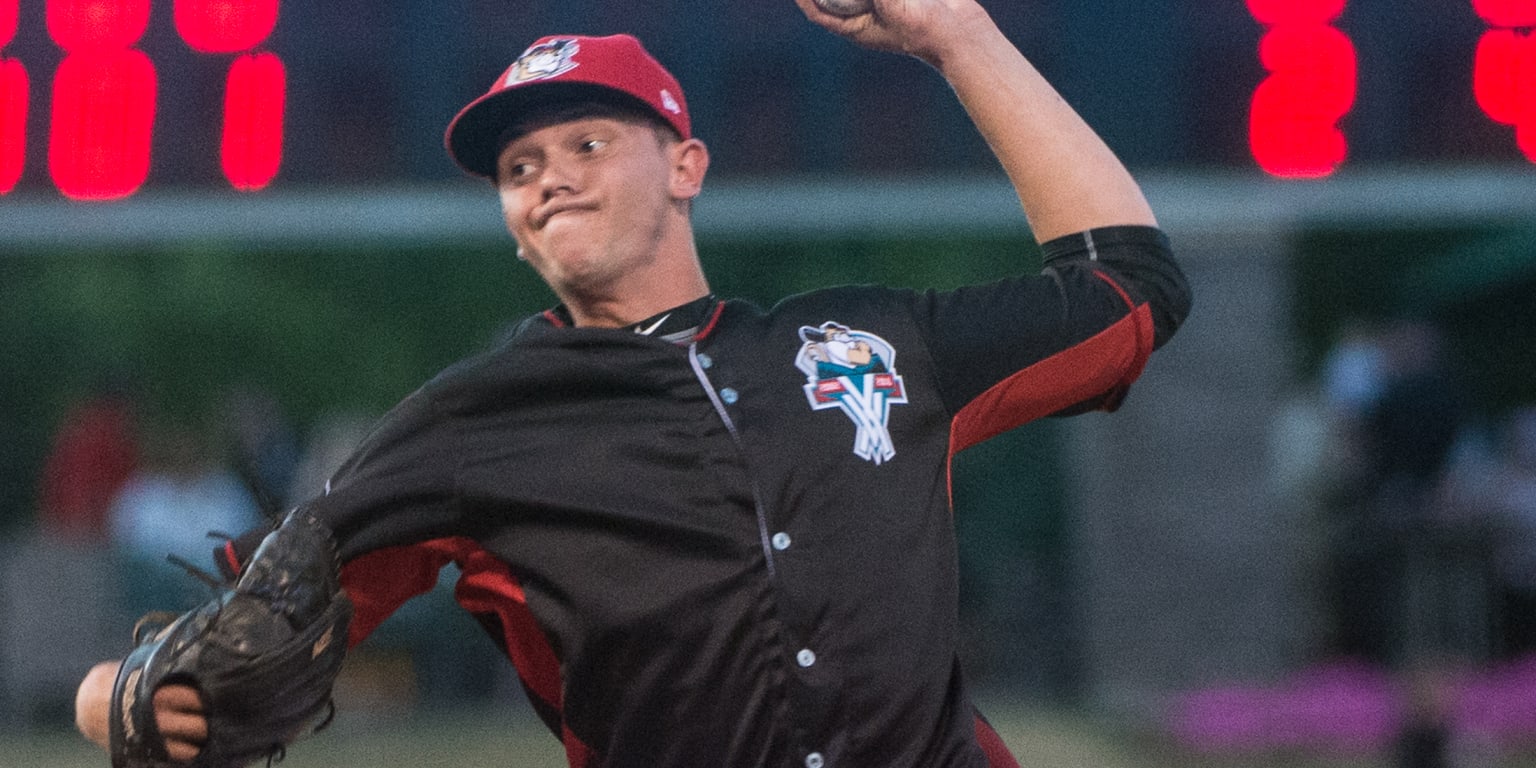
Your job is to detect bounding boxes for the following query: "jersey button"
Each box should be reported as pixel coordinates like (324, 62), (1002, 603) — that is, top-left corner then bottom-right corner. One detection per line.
(805, 752), (825, 768)
(796, 648), (817, 668)
(697, 353), (713, 369)
(720, 387), (739, 404)
(771, 532), (792, 551)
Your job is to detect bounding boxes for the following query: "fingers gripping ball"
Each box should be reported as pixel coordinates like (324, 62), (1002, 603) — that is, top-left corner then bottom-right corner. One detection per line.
(109, 511), (353, 768)
(815, 0), (874, 16)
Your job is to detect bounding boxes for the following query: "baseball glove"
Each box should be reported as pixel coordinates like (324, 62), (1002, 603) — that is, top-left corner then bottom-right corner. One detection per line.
(108, 510), (353, 768)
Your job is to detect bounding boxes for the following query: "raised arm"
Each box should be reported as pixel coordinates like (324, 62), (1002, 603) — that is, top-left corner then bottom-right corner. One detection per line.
(795, 0), (1157, 242)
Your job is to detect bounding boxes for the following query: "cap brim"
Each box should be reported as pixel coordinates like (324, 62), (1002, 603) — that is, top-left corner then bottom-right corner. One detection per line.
(445, 82), (669, 179)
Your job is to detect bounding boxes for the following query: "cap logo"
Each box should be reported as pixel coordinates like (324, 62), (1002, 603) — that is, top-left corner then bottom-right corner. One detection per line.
(507, 38), (580, 85)
(657, 89), (681, 114)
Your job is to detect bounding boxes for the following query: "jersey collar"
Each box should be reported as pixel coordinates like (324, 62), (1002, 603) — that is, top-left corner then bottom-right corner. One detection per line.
(544, 294), (719, 344)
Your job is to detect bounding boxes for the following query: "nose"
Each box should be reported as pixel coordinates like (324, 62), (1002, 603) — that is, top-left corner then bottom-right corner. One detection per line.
(539, 156), (579, 200)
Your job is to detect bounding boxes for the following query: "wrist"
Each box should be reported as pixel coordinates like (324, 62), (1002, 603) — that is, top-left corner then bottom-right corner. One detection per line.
(907, 4), (997, 68)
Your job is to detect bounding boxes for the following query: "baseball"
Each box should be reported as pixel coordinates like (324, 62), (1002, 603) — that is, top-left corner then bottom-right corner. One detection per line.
(814, 0), (873, 17)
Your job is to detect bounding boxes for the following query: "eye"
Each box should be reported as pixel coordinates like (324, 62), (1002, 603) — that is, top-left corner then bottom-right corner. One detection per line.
(579, 138), (608, 153)
(503, 160), (536, 184)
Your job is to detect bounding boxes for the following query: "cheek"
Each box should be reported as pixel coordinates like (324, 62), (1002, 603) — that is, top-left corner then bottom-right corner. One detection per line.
(497, 187), (516, 220)
(498, 188), (532, 236)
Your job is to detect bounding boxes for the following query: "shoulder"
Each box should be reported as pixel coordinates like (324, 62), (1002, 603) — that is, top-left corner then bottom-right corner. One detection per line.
(759, 284), (917, 320)
(416, 311), (551, 395)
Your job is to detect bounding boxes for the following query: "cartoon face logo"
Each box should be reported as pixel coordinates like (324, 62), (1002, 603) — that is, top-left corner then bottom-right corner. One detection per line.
(795, 322), (908, 465)
(508, 39), (580, 85)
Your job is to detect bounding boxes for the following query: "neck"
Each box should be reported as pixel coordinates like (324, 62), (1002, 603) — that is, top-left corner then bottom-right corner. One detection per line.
(560, 242), (711, 328)
(565, 283), (711, 328)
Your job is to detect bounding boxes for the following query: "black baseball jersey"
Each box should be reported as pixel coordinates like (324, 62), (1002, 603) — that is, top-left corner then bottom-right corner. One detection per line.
(221, 224), (1191, 768)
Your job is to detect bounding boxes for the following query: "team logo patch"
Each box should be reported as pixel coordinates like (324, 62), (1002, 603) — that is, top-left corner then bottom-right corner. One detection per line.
(508, 39), (580, 85)
(795, 322), (908, 465)
(660, 89), (682, 115)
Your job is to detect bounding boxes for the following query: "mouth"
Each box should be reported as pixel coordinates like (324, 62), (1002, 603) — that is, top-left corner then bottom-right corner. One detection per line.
(535, 202), (597, 229)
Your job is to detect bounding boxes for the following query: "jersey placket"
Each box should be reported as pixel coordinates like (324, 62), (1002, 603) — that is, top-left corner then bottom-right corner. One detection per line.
(688, 341), (832, 768)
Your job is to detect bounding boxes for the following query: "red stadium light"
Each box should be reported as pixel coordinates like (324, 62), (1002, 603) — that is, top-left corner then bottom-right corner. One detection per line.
(222, 52), (284, 190)
(176, 0), (279, 54)
(1, 0), (17, 47)
(1475, 30), (1528, 125)
(1, 0), (20, 193)
(0, 59), (25, 193)
(1473, 2), (1536, 163)
(48, 50), (156, 200)
(1245, 0), (1346, 27)
(1472, 0), (1536, 27)
(47, 0), (157, 200)
(46, 0), (150, 51)
(1248, 8), (1357, 178)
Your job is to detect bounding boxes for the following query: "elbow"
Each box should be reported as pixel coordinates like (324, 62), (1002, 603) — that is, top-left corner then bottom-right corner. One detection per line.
(1150, 272), (1192, 350)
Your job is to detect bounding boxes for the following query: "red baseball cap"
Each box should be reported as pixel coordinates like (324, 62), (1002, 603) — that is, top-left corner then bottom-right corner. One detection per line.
(445, 34), (692, 178)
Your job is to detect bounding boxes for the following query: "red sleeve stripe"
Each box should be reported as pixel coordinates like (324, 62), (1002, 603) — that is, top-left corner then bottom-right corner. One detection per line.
(449, 545), (565, 717)
(561, 724), (597, 767)
(974, 710), (1021, 767)
(949, 303), (1154, 454)
(1093, 268), (1135, 308)
(337, 541), (459, 648)
(336, 538), (575, 757)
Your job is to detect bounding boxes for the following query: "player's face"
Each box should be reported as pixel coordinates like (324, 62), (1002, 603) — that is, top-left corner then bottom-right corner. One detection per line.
(495, 115), (684, 297)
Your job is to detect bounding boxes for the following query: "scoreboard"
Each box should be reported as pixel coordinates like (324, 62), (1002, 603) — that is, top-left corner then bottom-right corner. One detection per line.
(1249, 0), (1534, 177)
(2, 0), (283, 199)
(1, 0), (1533, 201)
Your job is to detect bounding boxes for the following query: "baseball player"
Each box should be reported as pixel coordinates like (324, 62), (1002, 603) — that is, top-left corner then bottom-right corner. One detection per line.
(75, 1), (1192, 766)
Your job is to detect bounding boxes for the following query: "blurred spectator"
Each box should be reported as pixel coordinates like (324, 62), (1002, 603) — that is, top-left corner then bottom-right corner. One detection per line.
(36, 376), (140, 544)
(1362, 321), (1467, 491)
(1315, 318), (1486, 768)
(107, 417), (263, 611)
(222, 385), (300, 515)
(1321, 319), (1390, 419)
(1452, 407), (1536, 659)
(1325, 318), (1472, 667)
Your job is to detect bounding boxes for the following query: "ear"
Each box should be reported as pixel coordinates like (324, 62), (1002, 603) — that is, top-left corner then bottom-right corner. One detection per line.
(668, 138), (710, 201)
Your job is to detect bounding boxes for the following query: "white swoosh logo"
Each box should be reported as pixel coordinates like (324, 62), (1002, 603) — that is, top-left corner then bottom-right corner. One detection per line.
(635, 314), (670, 335)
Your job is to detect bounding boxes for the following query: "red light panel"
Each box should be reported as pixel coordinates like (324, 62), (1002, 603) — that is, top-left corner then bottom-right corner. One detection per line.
(1250, 20), (1357, 178)
(2, 0), (17, 47)
(49, 50), (157, 200)
(221, 52), (284, 190)
(0, 59), (25, 193)
(175, 0), (279, 54)
(46, 0), (151, 51)
(1472, 0), (1536, 27)
(1475, 30), (1526, 125)
(1245, 0), (1346, 27)
(1473, 4), (1536, 164)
